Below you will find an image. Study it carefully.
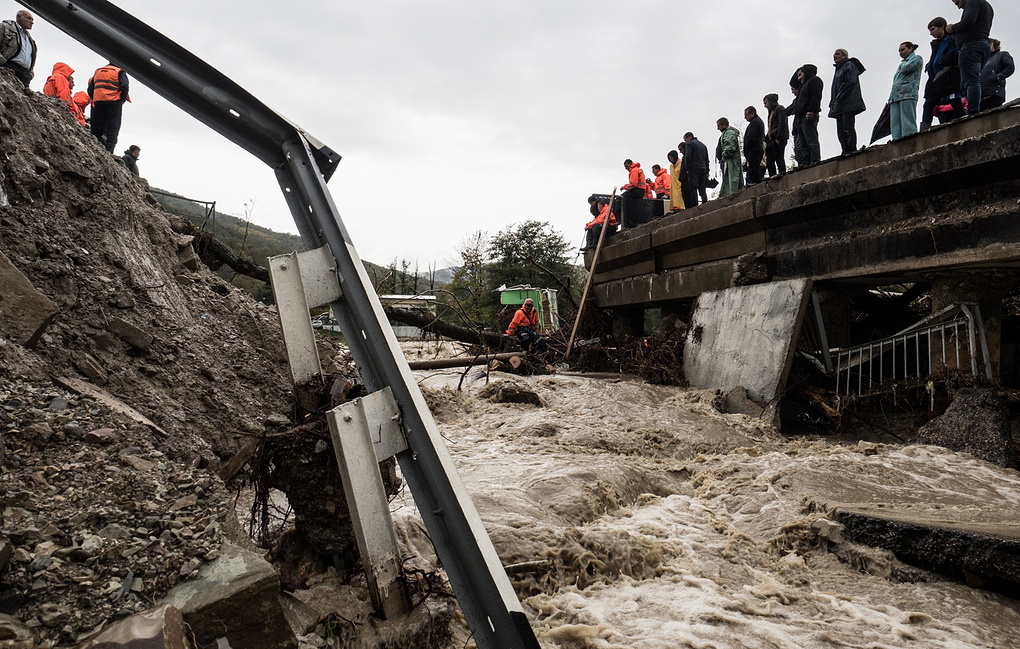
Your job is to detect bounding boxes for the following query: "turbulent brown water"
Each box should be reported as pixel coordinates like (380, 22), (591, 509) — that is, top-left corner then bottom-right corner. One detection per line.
(389, 344), (1020, 648)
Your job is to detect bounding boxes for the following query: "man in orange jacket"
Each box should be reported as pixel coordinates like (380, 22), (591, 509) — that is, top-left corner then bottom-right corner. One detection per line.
(652, 164), (670, 200)
(506, 298), (542, 352)
(621, 159), (646, 200)
(582, 196), (618, 251)
(88, 62), (130, 153)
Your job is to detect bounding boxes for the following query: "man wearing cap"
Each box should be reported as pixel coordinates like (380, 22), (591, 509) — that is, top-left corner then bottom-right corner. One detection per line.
(506, 299), (541, 352)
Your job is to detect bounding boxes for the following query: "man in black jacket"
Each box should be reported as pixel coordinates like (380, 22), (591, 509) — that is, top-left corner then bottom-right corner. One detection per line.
(742, 106), (766, 185)
(946, 0), (994, 115)
(828, 49), (866, 155)
(792, 64), (823, 166)
(979, 37), (1013, 109)
(682, 132), (710, 205)
(763, 94), (789, 176)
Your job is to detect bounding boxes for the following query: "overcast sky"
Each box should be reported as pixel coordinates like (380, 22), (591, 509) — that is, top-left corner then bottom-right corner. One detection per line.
(8, 1), (1019, 270)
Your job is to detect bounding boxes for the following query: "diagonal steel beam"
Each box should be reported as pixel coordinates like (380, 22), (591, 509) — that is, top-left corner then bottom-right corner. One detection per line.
(18, 2), (540, 647)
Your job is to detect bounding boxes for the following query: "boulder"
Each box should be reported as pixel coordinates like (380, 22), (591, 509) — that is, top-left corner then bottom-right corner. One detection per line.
(0, 250), (58, 348)
(915, 389), (1018, 469)
(77, 604), (190, 649)
(0, 613), (36, 649)
(161, 543), (296, 649)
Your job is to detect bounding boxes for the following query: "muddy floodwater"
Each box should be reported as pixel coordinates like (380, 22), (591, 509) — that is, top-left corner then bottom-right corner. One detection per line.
(388, 352), (1020, 648)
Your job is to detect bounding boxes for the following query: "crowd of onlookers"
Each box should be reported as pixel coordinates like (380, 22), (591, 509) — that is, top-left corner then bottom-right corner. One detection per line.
(2, 10), (141, 175)
(584, 0), (1012, 250)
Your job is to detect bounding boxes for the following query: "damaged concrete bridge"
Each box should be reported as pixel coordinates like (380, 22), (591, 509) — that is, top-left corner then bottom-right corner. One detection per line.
(586, 104), (1020, 401)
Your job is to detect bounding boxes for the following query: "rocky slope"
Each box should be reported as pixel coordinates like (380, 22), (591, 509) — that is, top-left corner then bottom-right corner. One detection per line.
(0, 67), (303, 645)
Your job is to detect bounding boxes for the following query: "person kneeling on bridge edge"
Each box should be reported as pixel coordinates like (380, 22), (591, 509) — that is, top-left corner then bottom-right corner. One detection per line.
(506, 298), (545, 353)
(581, 195), (617, 252)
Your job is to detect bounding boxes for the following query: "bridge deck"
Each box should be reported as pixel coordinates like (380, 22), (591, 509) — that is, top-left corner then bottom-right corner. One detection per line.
(589, 104), (1020, 309)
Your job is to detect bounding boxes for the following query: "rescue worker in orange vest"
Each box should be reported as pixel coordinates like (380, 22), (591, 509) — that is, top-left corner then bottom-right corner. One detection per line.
(652, 164), (670, 200)
(581, 195), (618, 251)
(42, 62), (85, 127)
(506, 298), (542, 352)
(88, 62), (130, 153)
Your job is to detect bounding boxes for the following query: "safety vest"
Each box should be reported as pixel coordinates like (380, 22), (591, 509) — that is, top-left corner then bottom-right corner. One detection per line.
(91, 65), (125, 102)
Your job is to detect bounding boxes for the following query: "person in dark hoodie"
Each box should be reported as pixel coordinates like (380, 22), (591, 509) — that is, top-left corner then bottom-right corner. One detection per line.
(980, 38), (1014, 109)
(946, 0), (994, 115)
(828, 49), (866, 155)
(763, 93), (789, 176)
(791, 64), (823, 166)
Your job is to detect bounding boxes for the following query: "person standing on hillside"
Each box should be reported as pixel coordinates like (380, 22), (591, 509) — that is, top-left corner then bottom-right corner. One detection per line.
(715, 117), (743, 197)
(0, 10), (37, 88)
(946, 0), (994, 115)
(829, 49), (867, 155)
(89, 62), (130, 153)
(742, 106), (766, 185)
(42, 62), (85, 126)
(122, 145), (140, 176)
(763, 93), (789, 176)
(682, 133), (710, 205)
(980, 38), (1014, 109)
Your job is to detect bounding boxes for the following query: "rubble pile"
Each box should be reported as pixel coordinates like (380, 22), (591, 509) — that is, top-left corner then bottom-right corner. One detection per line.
(0, 377), (239, 646)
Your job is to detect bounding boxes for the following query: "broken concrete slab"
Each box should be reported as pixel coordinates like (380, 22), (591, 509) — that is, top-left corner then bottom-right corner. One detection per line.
(0, 250), (58, 348)
(914, 389), (1018, 469)
(77, 604), (190, 649)
(278, 592), (320, 637)
(684, 279), (812, 404)
(834, 506), (1020, 591)
(161, 542), (296, 649)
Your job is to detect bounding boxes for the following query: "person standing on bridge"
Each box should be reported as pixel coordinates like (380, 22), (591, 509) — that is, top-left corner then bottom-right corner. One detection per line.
(946, 0), (994, 116)
(667, 149), (685, 211)
(652, 164), (670, 200)
(621, 159), (647, 200)
(682, 133), (710, 206)
(742, 106), (766, 186)
(829, 49), (867, 155)
(88, 62), (131, 154)
(0, 10), (37, 88)
(763, 94), (789, 177)
(888, 42), (924, 140)
(921, 17), (964, 131)
(980, 38), (1014, 109)
(715, 117), (743, 197)
(791, 64), (823, 167)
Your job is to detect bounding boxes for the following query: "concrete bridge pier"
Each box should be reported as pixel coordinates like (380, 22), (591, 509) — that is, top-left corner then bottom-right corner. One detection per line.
(925, 270), (1014, 380)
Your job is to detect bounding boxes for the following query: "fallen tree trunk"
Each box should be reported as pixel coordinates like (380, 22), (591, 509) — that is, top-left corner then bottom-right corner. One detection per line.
(168, 217), (271, 283)
(384, 306), (506, 349)
(407, 352), (522, 370)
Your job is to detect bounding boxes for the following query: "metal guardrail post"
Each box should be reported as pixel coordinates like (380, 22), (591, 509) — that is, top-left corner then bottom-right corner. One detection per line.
(19, 2), (541, 647)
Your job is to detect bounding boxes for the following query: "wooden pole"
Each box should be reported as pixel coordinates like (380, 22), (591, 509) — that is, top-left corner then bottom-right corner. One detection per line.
(407, 352), (524, 370)
(565, 188), (617, 360)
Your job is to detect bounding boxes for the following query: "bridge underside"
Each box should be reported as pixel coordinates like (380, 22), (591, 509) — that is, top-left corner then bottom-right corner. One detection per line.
(588, 104), (1020, 309)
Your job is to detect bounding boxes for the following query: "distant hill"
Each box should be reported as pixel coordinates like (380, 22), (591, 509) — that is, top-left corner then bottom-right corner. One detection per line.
(151, 189), (445, 301)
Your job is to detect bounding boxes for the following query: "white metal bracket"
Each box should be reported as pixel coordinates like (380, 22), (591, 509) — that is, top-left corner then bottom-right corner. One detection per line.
(326, 386), (411, 619)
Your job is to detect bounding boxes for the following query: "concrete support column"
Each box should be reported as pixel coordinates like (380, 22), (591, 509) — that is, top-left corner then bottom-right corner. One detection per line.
(926, 271), (1012, 380)
(612, 307), (645, 338)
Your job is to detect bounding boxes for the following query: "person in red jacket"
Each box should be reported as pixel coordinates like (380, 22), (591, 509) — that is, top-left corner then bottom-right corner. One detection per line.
(506, 298), (542, 352)
(582, 196), (618, 251)
(72, 91), (91, 128)
(42, 62), (85, 126)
